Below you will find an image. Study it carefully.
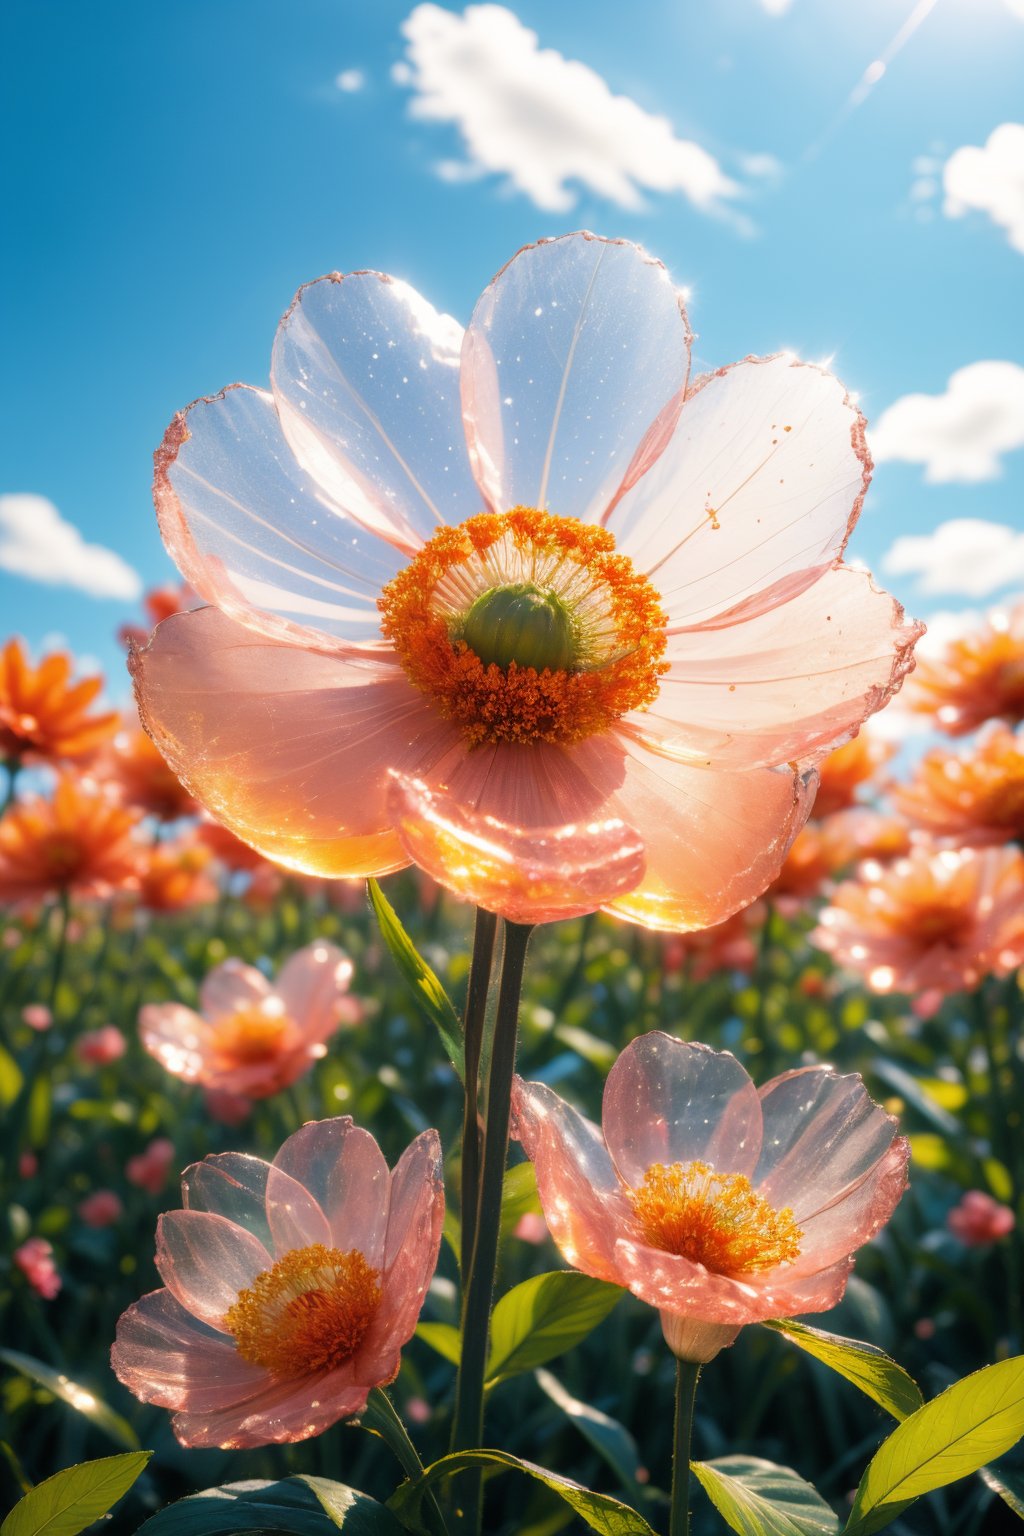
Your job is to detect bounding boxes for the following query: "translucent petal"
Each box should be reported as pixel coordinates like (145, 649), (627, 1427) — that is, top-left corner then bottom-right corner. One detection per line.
(131, 606), (462, 879)
(463, 233), (691, 521)
(365, 1130), (444, 1364)
(790, 1139), (909, 1274)
(271, 271), (482, 550)
(607, 357), (870, 628)
(614, 1237), (853, 1325)
(155, 385), (404, 650)
(111, 1288), (265, 1412)
(139, 1003), (211, 1083)
(602, 735), (815, 931)
(273, 1118), (390, 1269)
(199, 958), (270, 1022)
(171, 1361), (370, 1449)
(631, 567), (923, 769)
(180, 1152), (328, 1260)
(603, 1035), (762, 1188)
(155, 1211), (273, 1330)
(275, 941), (354, 1037)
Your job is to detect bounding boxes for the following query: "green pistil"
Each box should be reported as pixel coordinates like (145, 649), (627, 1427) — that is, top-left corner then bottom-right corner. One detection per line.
(458, 583), (578, 672)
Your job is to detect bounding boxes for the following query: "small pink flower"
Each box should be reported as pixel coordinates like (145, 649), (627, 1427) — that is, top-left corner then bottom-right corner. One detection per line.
(513, 1033), (908, 1363)
(127, 1137), (177, 1196)
(203, 1089), (254, 1127)
(513, 1211), (549, 1245)
(111, 1118), (444, 1448)
(21, 1004), (52, 1032)
(139, 943), (358, 1100)
(14, 1236), (61, 1299)
(18, 1150), (38, 1177)
(78, 1189), (124, 1228)
(406, 1396), (432, 1425)
(947, 1190), (1016, 1247)
(77, 1025), (127, 1065)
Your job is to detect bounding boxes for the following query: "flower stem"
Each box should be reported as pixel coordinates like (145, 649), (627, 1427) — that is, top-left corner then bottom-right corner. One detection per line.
(670, 1359), (701, 1536)
(451, 919), (533, 1531)
(460, 908), (498, 1280)
(363, 1388), (449, 1536)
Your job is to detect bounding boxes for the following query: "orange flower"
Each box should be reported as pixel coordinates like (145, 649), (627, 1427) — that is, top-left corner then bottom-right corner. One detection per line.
(0, 639), (118, 768)
(0, 774), (142, 904)
(811, 844), (1024, 996)
(105, 719), (198, 822)
(909, 601), (1024, 736)
(662, 907), (761, 980)
(118, 582), (195, 651)
(137, 840), (218, 912)
(813, 731), (895, 819)
(197, 817), (270, 873)
(893, 724), (1024, 846)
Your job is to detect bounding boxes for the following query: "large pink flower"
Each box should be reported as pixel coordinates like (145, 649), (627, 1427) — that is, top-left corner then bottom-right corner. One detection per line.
(512, 1033), (908, 1363)
(139, 941), (358, 1099)
(132, 233), (920, 929)
(111, 1118), (444, 1447)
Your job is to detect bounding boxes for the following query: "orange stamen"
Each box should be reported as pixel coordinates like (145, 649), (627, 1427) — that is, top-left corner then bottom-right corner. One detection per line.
(378, 507), (668, 747)
(224, 1244), (381, 1375)
(630, 1160), (802, 1275)
(211, 1004), (292, 1065)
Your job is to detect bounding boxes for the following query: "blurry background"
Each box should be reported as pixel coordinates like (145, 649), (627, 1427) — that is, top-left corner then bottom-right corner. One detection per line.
(2, 0), (1023, 704)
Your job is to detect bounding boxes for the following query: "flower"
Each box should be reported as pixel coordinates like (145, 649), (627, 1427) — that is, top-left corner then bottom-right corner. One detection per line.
(76, 1025), (128, 1065)
(197, 816), (270, 872)
(909, 600), (1024, 736)
(136, 840), (218, 913)
(811, 845), (1024, 996)
(111, 1118), (444, 1447)
(893, 725), (1024, 847)
(660, 907), (760, 980)
(0, 774), (142, 905)
(513, 1033), (908, 1363)
(131, 234), (919, 931)
(139, 942), (357, 1099)
(78, 1190), (124, 1228)
(126, 1137), (177, 1196)
(14, 1236), (62, 1300)
(21, 1003), (52, 1032)
(946, 1190), (1016, 1247)
(105, 719), (197, 821)
(0, 639), (118, 768)
(813, 730), (894, 819)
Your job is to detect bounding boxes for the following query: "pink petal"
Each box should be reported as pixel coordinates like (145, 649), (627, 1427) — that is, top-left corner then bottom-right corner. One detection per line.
(275, 941), (354, 1041)
(603, 1035), (762, 1188)
(602, 734), (815, 931)
(630, 567), (923, 770)
(138, 1003), (212, 1083)
(790, 1138), (909, 1274)
(273, 1118), (390, 1268)
(169, 1363), (371, 1449)
(155, 1211), (273, 1330)
(199, 958), (271, 1022)
(362, 1130), (444, 1374)
(387, 735), (644, 924)
(130, 605), (462, 879)
(154, 385), (404, 651)
(111, 1288), (265, 1411)
(754, 1067), (904, 1222)
(271, 272), (482, 552)
(606, 356), (870, 629)
(511, 1077), (629, 1283)
(181, 1151), (328, 1259)
(462, 233), (691, 523)
(614, 1236), (853, 1326)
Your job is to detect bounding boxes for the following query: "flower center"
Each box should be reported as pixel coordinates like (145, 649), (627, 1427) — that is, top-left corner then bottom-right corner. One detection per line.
(378, 507), (668, 747)
(629, 1160), (802, 1275)
(211, 1004), (293, 1064)
(223, 1244), (381, 1375)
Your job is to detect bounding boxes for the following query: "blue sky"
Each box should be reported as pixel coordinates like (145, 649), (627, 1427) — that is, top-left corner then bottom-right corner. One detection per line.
(2, 0), (1023, 700)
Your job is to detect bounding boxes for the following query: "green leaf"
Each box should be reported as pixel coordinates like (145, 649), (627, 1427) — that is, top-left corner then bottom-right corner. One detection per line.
(486, 1272), (623, 1385)
(136, 1476), (405, 1534)
(692, 1457), (839, 1536)
(499, 1160), (542, 1239)
(846, 1356), (1024, 1535)
(416, 1322), (462, 1367)
(0, 1349), (140, 1450)
(368, 879), (463, 1080)
(763, 1319), (923, 1421)
(0, 1451), (151, 1536)
(388, 1449), (656, 1536)
(535, 1368), (646, 1505)
(0, 1045), (23, 1108)
(980, 1462), (1024, 1520)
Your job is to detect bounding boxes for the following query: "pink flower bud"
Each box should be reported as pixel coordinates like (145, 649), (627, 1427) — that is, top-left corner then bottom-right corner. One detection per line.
(21, 1004), (52, 1031)
(947, 1190), (1016, 1247)
(78, 1189), (124, 1228)
(76, 1025), (127, 1065)
(14, 1237), (61, 1299)
(126, 1136), (177, 1195)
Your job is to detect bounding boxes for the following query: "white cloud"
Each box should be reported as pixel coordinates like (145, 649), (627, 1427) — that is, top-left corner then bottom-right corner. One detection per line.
(943, 122), (1024, 254)
(871, 361), (1024, 483)
(335, 68), (365, 92)
(0, 494), (142, 601)
(397, 3), (738, 214)
(882, 520), (1024, 599)
(759, 0), (794, 12)
(1004, 0), (1024, 19)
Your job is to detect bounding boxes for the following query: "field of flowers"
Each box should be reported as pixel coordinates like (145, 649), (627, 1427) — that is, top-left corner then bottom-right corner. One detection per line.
(3, 235), (1024, 1536)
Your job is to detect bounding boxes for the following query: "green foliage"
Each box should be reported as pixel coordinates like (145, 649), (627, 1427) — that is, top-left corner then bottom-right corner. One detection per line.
(534, 1368), (647, 1506)
(415, 1322), (462, 1366)
(0, 1351), (140, 1450)
(135, 1477), (405, 1534)
(691, 1456), (840, 1535)
(367, 878), (464, 1079)
(845, 1356), (1024, 1534)
(762, 1320), (923, 1421)
(388, 1449), (657, 1536)
(0, 1452), (151, 1536)
(485, 1271), (623, 1384)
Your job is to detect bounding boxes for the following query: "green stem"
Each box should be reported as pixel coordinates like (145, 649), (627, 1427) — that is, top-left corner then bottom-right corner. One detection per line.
(670, 1359), (701, 1536)
(460, 908), (498, 1280)
(47, 888), (71, 1015)
(1, 760), (20, 815)
(362, 1388), (449, 1536)
(451, 920), (533, 1530)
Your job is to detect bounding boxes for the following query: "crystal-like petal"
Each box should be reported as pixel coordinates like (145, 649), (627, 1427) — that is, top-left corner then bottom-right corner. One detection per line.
(273, 1118), (390, 1269)
(155, 1211), (272, 1330)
